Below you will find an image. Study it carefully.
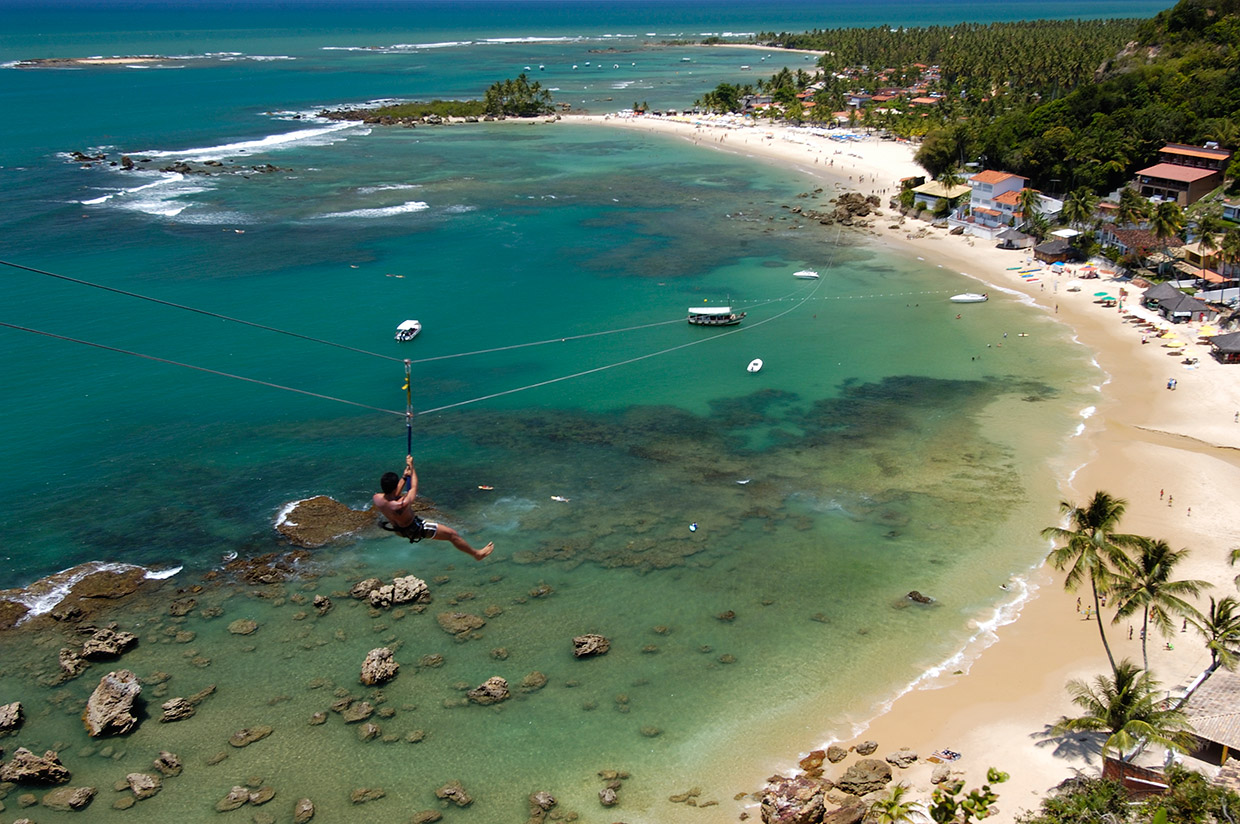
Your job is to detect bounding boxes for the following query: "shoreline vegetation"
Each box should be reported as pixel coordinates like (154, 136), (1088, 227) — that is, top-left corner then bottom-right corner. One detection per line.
(10, 1), (1240, 820)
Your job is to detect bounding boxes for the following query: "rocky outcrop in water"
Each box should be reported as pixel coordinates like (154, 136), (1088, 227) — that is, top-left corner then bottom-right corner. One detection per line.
(573, 634), (610, 657)
(437, 612), (485, 636)
(58, 647), (88, 680)
(81, 627), (138, 660)
(368, 575), (430, 609)
(126, 772), (162, 799)
(160, 696), (195, 722)
(435, 780), (472, 807)
(83, 669), (141, 737)
(0, 748), (71, 784)
(276, 496), (376, 547)
(294, 797), (316, 823)
(228, 725), (273, 747)
(0, 700), (23, 735)
(467, 676), (510, 705)
(153, 751), (182, 777)
(359, 648), (399, 686)
(40, 785), (96, 811)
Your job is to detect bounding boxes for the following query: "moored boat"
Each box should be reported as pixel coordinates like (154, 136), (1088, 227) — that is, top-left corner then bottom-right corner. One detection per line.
(687, 306), (746, 326)
(394, 319), (422, 341)
(949, 293), (988, 304)
(793, 269), (819, 279)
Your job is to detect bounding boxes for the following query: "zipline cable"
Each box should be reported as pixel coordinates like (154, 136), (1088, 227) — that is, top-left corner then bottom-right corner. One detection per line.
(0, 321), (405, 417)
(0, 258), (405, 363)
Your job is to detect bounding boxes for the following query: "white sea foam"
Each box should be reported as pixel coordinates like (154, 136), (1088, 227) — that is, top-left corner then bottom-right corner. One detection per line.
(275, 499), (306, 527)
(357, 183), (422, 194)
(315, 200), (429, 219)
(78, 173), (210, 217)
(134, 121), (359, 162)
(443, 204), (477, 214)
(7, 561), (181, 623)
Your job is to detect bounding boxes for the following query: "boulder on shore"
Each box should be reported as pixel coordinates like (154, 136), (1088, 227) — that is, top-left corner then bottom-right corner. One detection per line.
(360, 647), (399, 686)
(759, 775), (829, 824)
(835, 758), (892, 796)
(81, 627), (138, 659)
(82, 669), (142, 737)
(0, 748), (72, 784)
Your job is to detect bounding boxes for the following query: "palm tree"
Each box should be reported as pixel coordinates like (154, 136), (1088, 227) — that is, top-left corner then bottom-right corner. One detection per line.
(1052, 659), (1195, 763)
(1188, 595), (1240, 672)
(1017, 186), (1042, 230)
(1062, 187), (1099, 231)
(869, 783), (918, 824)
(1219, 229), (1240, 280)
(1109, 539), (1208, 672)
(1151, 200), (1185, 250)
(1116, 188), (1149, 228)
(1042, 491), (1144, 673)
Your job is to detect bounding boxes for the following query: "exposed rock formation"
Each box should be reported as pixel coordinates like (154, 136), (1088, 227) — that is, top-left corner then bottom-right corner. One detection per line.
(826, 744), (848, 763)
(276, 496), (375, 547)
(227, 619), (258, 635)
(906, 591), (933, 604)
(159, 697), (195, 722)
(40, 785), (96, 811)
(360, 648), (399, 686)
(573, 634), (610, 657)
(0, 700), (23, 735)
(313, 595), (333, 615)
(467, 676), (510, 705)
(81, 627), (138, 660)
(294, 797), (315, 823)
(886, 748), (918, 768)
(835, 758), (892, 796)
(855, 740), (878, 755)
(435, 780), (472, 807)
(58, 647), (88, 679)
(0, 748), (71, 784)
(82, 669), (141, 737)
(760, 775), (829, 824)
(368, 575), (430, 608)
(126, 772), (161, 800)
(153, 751), (182, 777)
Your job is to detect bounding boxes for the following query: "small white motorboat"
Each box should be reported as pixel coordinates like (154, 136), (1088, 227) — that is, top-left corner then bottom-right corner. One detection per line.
(687, 306), (746, 326)
(793, 269), (820, 279)
(747, 358), (763, 373)
(394, 319), (422, 341)
(950, 293), (988, 304)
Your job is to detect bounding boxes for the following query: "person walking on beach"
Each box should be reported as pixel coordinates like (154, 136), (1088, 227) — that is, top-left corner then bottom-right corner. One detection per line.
(373, 455), (494, 561)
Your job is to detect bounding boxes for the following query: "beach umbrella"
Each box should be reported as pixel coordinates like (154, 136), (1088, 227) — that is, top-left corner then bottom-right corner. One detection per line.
(1094, 291), (1110, 297)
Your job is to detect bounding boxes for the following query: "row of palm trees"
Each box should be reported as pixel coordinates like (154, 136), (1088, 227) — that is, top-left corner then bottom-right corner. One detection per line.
(1042, 490), (1240, 763)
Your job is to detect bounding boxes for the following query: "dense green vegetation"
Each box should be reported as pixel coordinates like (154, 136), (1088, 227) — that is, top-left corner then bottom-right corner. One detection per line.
(370, 99), (487, 119)
(482, 73), (554, 117)
(1016, 768), (1240, 824)
(915, 0), (1240, 188)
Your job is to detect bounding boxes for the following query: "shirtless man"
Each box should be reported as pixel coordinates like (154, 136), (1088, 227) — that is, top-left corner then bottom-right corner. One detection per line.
(373, 455), (494, 560)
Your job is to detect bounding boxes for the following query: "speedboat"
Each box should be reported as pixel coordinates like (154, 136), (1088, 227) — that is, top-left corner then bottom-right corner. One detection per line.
(687, 306), (746, 326)
(747, 358), (763, 373)
(793, 269), (820, 279)
(949, 293), (988, 304)
(395, 319), (422, 341)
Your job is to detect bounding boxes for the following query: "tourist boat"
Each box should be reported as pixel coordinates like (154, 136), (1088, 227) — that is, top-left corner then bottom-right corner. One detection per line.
(949, 293), (988, 304)
(747, 358), (763, 373)
(793, 269), (819, 279)
(394, 319), (422, 341)
(687, 306), (746, 326)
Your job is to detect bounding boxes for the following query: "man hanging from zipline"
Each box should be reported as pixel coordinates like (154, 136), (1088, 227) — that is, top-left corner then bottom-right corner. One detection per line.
(374, 454), (494, 561)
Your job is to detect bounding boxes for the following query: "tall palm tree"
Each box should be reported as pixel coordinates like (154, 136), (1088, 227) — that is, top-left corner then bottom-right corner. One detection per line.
(1151, 200), (1185, 250)
(1062, 187), (1099, 231)
(1017, 186), (1042, 230)
(1052, 659), (1195, 763)
(1109, 539), (1208, 672)
(1042, 491), (1143, 674)
(1188, 595), (1240, 672)
(1116, 188), (1149, 228)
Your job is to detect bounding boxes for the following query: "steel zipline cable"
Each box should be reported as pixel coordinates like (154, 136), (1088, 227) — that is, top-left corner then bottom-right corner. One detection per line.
(0, 244), (838, 418)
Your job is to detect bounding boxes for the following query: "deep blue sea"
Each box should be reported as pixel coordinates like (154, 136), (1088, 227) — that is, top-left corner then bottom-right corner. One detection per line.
(0, 0), (1156, 820)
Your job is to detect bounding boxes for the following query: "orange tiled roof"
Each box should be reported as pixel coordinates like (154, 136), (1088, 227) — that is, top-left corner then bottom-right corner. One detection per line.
(970, 170), (1023, 185)
(993, 190), (1024, 205)
(1137, 163), (1219, 183)
(1162, 144), (1231, 161)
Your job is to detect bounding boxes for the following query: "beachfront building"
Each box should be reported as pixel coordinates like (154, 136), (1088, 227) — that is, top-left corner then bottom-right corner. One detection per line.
(1033, 237), (1078, 264)
(911, 179), (971, 213)
(1180, 668), (1240, 759)
(950, 170), (1062, 240)
(1133, 143), (1232, 206)
(1142, 282), (1215, 324)
(1209, 332), (1240, 364)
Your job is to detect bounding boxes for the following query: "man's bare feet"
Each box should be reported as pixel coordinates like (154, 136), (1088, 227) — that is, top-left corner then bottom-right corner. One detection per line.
(472, 542), (494, 561)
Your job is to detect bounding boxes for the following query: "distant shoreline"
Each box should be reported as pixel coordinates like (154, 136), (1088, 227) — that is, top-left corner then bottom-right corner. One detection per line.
(13, 56), (168, 68)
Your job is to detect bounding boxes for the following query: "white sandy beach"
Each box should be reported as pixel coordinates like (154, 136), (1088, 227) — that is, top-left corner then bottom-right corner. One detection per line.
(569, 111), (1240, 819)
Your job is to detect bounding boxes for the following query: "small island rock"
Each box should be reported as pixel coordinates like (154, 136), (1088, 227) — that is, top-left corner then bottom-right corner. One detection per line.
(83, 669), (141, 737)
(467, 676), (510, 705)
(573, 634), (610, 657)
(359, 648), (399, 686)
(0, 748), (71, 784)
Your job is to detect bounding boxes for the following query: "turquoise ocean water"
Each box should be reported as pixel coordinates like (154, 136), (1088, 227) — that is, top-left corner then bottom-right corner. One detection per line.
(0, 1), (1165, 821)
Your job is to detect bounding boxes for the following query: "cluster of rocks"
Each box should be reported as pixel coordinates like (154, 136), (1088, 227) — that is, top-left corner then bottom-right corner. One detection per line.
(351, 575), (431, 609)
(757, 740), (956, 824)
(598, 768), (630, 808)
(160, 683), (216, 722)
(0, 747), (185, 814)
(318, 108), (560, 127)
(66, 149), (290, 177)
(782, 190), (883, 229)
(215, 781), (277, 812)
(466, 676), (510, 705)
